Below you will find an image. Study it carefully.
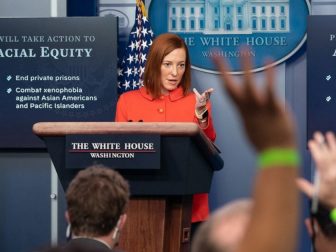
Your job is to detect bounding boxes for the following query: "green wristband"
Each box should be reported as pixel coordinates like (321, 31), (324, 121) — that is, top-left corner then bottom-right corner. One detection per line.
(330, 208), (336, 224)
(258, 148), (300, 169)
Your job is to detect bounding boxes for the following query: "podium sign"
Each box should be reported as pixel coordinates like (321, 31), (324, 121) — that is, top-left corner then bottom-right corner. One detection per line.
(66, 134), (161, 169)
(33, 121), (224, 252)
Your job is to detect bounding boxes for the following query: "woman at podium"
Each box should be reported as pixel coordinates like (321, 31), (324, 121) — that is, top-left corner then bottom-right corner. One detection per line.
(115, 33), (216, 232)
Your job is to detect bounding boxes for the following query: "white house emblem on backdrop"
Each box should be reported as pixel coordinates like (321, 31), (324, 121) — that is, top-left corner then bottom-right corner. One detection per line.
(168, 0), (289, 34)
(149, 0), (310, 74)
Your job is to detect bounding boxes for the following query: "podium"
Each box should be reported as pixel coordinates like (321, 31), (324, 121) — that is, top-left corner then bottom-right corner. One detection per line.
(33, 122), (224, 252)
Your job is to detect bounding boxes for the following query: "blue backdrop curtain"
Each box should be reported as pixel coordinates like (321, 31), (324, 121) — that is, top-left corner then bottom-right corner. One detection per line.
(67, 0), (98, 16)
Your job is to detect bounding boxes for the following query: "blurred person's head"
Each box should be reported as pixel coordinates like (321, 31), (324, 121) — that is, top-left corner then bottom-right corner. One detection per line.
(143, 33), (191, 98)
(191, 199), (252, 252)
(65, 165), (130, 248)
(306, 202), (336, 252)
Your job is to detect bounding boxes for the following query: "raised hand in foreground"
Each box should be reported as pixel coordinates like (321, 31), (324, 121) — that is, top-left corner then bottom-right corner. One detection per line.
(212, 51), (296, 151)
(297, 131), (336, 209)
(212, 50), (299, 252)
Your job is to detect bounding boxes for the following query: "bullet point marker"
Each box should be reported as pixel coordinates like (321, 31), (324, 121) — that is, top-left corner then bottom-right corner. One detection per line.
(6, 88), (12, 94)
(6, 75), (12, 81)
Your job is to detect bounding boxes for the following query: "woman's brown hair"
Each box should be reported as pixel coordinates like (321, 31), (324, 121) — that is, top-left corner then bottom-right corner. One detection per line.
(143, 33), (191, 99)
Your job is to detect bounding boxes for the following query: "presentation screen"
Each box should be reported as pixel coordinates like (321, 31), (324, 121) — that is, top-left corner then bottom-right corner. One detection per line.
(307, 16), (336, 139)
(0, 17), (118, 148)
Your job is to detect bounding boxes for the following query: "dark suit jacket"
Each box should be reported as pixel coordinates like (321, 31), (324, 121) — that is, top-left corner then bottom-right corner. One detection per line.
(65, 238), (121, 252)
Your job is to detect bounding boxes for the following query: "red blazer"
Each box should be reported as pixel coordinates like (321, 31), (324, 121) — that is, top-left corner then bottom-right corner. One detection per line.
(115, 86), (216, 222)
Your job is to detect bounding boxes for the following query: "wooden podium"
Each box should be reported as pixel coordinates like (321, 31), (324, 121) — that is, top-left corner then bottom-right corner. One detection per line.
(33, 122), (223, 252)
